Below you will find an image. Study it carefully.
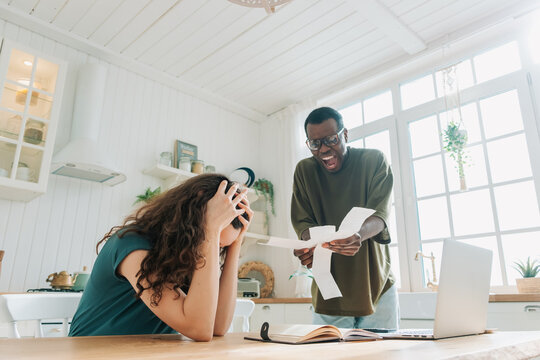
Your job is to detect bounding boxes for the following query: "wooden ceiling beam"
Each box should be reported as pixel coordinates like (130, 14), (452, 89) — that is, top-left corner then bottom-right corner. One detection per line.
(346, 0), (426, 55)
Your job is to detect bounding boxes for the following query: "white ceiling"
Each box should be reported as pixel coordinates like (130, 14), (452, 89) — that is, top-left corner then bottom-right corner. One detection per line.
(1, 0), (540, 118)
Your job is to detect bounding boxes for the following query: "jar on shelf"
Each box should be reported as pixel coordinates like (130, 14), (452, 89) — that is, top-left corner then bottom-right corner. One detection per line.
(205, 165), (216, 173)
(191, 160), (204, 175)
(24, 120), (44, 145)
(159, 151), (172, 167)
(178, 156), (191, 172)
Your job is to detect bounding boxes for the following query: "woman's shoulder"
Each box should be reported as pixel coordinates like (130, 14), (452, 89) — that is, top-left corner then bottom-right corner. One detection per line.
(105, 228), (152, 252)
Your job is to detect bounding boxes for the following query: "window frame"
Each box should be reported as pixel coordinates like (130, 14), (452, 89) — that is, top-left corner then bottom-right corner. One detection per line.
(339, 37), (540, 293)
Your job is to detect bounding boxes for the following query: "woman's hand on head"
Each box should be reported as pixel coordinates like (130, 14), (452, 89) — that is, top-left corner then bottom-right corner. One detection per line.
(234, 197), (253, 244)
(205, 181), (247, 237)
(238, 197), (253, 240)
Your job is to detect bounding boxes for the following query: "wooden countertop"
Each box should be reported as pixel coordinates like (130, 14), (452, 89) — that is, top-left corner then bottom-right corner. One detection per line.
(253, 293), (540, 303)
(1, 331), (539, 359)
(2, 293), (539, 302)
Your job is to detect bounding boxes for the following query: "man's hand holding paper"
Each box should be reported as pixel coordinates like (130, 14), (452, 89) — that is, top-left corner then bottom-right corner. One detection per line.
(260, 207), (376, 300)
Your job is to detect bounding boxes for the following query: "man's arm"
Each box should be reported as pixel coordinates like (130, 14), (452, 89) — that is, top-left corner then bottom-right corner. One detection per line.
(322, 215), (385, 255)
(291, 166), (317, 268)
(323, 151), (393, 256)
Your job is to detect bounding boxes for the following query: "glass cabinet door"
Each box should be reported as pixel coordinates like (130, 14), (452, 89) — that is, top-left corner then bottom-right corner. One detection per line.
(0, 44), (60, 185)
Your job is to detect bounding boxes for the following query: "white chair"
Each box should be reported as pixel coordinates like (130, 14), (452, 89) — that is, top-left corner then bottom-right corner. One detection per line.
(230, 298), (255, 333)
(0, 293), (82, 338)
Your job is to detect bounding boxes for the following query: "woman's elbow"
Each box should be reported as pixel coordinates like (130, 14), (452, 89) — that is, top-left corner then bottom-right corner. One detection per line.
(191, 332), (213, 342)
(178, 324), (214, 342)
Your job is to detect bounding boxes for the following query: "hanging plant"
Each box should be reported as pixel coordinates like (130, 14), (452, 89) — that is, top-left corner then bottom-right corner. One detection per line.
(134, 186), (161, 205)
(442, 121), (469, 191)
(252, 178), (275, 216)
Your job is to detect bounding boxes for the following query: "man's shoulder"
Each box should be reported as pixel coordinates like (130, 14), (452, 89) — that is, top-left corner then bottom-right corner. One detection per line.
(349, 147), (386, 163)
(296, 156), (318, 171)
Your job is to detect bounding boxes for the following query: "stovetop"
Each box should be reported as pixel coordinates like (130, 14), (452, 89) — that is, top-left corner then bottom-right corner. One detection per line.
(27, 288), (83, 293)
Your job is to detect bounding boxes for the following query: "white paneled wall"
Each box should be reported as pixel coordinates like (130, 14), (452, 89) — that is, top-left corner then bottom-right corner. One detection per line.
(0, 19), (261, 292)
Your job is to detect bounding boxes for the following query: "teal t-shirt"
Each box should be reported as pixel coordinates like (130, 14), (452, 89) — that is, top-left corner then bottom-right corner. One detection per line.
(69, 231), (176, 336)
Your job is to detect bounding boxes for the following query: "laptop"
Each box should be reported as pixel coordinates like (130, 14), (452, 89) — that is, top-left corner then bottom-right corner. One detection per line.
(381, 239), (492, 340)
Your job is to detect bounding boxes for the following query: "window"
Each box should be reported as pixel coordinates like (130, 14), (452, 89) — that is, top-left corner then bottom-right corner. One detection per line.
(363, 91), (393, 123)
(408, 88), (540, 289)
(350, 130), (401, 288)
(400, 74), (435, 110)
(333, 38), (540, 292)
(473, 42), (521, 83)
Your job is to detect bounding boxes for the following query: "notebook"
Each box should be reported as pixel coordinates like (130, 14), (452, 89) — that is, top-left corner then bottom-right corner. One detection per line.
(381, 240), (492, 340)
(244, 322), (382, 344)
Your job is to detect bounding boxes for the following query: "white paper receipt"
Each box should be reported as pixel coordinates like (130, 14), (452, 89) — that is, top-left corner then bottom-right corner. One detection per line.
(259, 207), (376, 299)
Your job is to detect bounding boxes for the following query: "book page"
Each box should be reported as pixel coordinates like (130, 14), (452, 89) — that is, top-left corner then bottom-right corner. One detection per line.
(341, 328), (382, 341)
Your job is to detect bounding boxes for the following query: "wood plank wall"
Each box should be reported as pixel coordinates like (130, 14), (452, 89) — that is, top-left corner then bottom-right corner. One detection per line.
(0, 19), (261, 292)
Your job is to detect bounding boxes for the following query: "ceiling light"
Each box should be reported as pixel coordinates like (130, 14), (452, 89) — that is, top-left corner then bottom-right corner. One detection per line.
(23, 60), (32, 66)
(227, 0), (293, 14)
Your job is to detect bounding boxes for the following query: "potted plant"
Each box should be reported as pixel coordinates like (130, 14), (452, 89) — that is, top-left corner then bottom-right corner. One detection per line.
(252, 178), (275, 216)
(249, 178), (275, 235)
(513, 257), (540, 294)
(442, 121), (469, 191)
(134, 186), (161, 205)
(289, 266), (313, 298)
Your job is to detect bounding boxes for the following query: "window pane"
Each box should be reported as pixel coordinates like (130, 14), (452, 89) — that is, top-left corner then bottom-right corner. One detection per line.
(474, 42), (521, 83)
(440, 102), (482, 144)
(501, 231), (540, 285)
(35, 57), (59, 93)
(7, 49), (34, 85)
(435, 60), (474, 96)
(494, 181), (540, 231)
(340, 102), (363, 129)
(409, 115), (440, 158)
(365, 130), (391, 164)
(348, 138), (364, 149)
(413, 155), (446, 197)
(400, 74), (435, 109)
(364, 90), (392, 123)
(389, 205), (398, 243)
(419, 241), (443, 288)
(458, 237), (502, 286)
(445, 144), (488, 191)
(417, 197), (450, 240)
(389, 245), (401, 288)
(487, 134), (532, 183)
(450, 189), (495, 236)
(480, 90), (524, 139)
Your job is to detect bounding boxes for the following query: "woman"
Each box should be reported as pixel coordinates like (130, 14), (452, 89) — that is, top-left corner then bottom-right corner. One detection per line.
(69, 174), (253, 341)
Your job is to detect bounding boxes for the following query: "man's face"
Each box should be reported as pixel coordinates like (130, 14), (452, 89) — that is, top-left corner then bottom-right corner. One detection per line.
(306, 118), (348, 173)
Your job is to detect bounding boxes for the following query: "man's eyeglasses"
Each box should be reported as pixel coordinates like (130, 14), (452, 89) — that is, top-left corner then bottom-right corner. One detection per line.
(305, 128), (345, 151)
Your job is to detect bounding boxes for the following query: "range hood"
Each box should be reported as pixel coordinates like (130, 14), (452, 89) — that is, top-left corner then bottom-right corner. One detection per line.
(51, 63), (126, 186)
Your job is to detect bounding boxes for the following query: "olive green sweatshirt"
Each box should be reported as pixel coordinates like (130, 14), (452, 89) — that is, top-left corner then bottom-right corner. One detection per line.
(291, 147), (394, 316)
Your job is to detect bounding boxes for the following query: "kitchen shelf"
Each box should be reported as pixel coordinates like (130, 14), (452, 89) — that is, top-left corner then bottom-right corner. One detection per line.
(143, 163), (194, 181)
(143, 163), (259, 202)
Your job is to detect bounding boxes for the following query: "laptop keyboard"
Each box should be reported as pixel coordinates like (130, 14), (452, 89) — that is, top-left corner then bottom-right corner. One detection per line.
(396, 329), (434, 335)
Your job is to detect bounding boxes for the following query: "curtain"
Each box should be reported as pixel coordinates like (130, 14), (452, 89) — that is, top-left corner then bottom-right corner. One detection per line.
(259, 99), (315, 297)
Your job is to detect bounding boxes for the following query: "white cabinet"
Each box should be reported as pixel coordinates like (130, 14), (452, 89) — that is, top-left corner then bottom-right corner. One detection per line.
(249, 303), (313, 331)
(487, 302), (540, 331)
(399, 292), (540, 331)
(0, 40), (66, 201)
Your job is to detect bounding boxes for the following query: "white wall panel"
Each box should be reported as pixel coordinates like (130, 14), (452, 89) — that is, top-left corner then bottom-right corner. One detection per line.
(0, 19), (261, 292)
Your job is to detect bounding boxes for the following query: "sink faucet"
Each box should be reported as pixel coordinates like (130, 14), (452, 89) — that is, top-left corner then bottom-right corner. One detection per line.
(415, 251), (438, 291)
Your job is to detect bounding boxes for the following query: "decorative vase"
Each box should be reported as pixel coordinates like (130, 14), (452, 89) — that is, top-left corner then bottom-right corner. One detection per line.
(516, 277), (540, 294)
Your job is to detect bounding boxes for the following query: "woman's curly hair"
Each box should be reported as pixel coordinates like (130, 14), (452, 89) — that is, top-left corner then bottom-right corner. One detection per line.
(96, 173), (246, 307)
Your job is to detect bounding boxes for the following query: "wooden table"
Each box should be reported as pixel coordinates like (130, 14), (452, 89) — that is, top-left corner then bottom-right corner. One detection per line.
(1, 331), (540, 360)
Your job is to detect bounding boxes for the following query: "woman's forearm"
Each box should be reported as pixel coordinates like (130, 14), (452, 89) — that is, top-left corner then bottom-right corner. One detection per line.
(182, 232), (221, 339)
(213, 241), (241, 335)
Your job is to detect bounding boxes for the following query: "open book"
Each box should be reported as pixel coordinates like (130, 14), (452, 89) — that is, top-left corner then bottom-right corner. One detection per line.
(244, 322), (382, 345)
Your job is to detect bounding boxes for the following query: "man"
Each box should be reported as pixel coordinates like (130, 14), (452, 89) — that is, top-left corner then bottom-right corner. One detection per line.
(291, 107), (398, 330)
